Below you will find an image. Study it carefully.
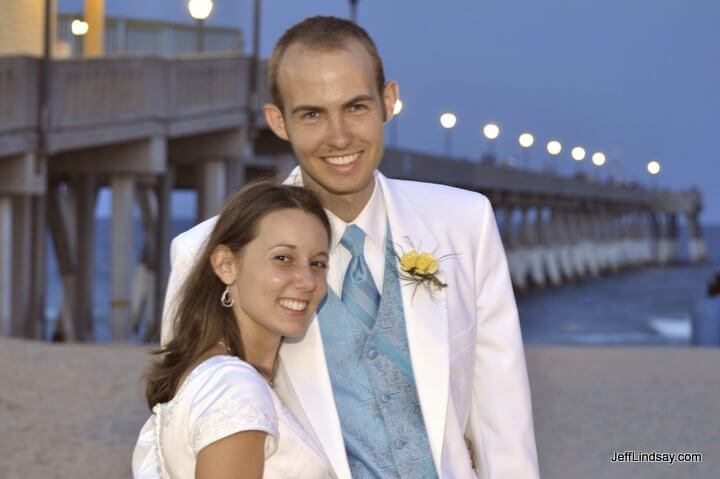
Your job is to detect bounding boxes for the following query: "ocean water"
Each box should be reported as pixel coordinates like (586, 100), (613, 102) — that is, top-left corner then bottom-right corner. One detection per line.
(45, 221), (720, 346)
(518, 225), (720, 345)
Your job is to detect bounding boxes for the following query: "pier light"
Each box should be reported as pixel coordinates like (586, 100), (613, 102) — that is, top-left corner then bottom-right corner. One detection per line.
(647, 160), (661, 175)
(546, 140), (562, 155)
(393, 99), (403, 116)
(440, 113), (457, 157)
(483, 123), (500, 140)
(571, 146), (586, 161)
(440, 112), (457, 129)
(591, 151), (606, 166)
(188, 0), (214, 20)
(71, 19), (89, 36)
(518, 132), (534, 148)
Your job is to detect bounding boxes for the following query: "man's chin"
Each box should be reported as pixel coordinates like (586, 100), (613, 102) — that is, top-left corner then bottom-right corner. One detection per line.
(319, 178), (375, 197)
(301, 170), (375, 197)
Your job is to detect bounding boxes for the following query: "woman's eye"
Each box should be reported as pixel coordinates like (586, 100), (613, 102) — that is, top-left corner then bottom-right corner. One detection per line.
(311, 261), (328, 269)
(275, 255), (290, 263)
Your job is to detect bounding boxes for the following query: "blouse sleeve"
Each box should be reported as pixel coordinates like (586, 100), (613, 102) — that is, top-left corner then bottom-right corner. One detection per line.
(188, 360), (279, 457)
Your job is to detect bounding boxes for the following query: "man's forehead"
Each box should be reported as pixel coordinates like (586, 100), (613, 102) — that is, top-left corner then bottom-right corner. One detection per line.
(281, 39), (372, 68)
(276, 40), (377, 105)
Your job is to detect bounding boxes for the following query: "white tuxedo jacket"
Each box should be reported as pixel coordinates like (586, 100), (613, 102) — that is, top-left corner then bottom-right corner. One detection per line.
(161, 168), (539, 479)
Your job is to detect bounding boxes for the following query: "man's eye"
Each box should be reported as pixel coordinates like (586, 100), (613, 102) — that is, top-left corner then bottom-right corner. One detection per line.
(303, 111), (320, 120)
(349, 104), (367, 113)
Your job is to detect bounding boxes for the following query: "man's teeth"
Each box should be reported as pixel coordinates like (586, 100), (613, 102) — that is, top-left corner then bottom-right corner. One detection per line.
(323, 152), (361, 166)
(277, 299), (308, 311)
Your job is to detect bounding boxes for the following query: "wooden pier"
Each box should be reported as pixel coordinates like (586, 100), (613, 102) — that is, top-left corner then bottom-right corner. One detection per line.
(0, 54), (706, 342)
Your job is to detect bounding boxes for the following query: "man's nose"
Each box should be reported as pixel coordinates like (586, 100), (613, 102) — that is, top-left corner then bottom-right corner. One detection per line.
(326, 115), (352, 150)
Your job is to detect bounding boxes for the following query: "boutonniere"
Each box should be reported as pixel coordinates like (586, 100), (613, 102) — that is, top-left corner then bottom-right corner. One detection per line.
(393, 238), (455, 300)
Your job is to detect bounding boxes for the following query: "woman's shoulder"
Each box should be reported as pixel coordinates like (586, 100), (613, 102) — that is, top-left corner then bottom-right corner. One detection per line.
(160, 355), (269, 412)
(181, 355), (269, 398)
(180, 355), (279, 455)
(191, 354), (265, 381)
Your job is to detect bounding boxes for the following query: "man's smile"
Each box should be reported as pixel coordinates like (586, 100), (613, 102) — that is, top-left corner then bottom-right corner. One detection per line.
(320, 151), (363, 166)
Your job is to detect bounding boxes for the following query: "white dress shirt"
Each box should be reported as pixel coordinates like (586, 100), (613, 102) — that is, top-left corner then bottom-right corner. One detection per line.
(324, 175), (388, 298)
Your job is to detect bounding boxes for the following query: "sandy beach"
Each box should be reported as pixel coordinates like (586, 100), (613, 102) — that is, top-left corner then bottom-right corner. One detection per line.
(1, 336), (718, 479)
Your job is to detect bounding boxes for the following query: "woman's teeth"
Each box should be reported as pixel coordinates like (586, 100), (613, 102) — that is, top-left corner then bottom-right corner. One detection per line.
(323, 152), (361, 166)
(277, 299), (308, 311)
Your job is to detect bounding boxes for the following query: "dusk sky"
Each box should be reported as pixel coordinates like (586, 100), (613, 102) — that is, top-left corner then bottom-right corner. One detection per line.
(59, 0), (720, 224)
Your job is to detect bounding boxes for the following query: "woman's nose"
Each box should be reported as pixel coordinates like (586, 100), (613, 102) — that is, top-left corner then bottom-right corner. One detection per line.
(294, 265), (317, 291)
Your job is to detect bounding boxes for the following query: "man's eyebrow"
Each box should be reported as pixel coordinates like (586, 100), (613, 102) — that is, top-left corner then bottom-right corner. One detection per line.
(343, 94), (375, 107)
(291, 104), (326, 116)
(290, 95), (376, 116)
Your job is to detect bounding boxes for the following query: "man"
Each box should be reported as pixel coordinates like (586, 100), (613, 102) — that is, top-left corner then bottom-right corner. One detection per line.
(162, 16), (539, 479)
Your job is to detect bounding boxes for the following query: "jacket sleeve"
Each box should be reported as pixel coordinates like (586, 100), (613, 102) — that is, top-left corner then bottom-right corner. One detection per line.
(160, 236), (192, 346)
(160, 217), (220, 346)
(466, 196), (540, 478)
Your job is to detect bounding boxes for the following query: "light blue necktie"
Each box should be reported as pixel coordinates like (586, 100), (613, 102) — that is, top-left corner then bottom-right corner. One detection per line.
(340, 225), (380, 330)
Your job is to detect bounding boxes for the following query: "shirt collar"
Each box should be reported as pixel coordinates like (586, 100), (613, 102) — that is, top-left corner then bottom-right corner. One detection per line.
(325, 174), (387, 253)
(284, 167), (387, 252)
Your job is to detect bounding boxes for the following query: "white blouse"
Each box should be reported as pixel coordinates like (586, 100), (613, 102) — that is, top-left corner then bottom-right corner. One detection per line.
(132, 355), (330, 478)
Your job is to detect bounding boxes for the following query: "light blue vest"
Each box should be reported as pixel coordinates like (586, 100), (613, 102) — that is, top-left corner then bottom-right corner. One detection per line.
(317, 227), (437, 479)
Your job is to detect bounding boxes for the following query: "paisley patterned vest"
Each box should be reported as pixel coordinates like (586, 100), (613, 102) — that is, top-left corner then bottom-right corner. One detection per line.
(317, 227), (437, 478)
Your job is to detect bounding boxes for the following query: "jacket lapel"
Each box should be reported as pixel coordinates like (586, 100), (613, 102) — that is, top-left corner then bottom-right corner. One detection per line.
(278, 318), (351, 479)
(377, 173), (449, 471)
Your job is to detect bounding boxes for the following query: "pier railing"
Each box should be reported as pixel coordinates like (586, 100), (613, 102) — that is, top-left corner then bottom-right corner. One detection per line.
(0, 54), (264, 153)
(382, 149), (701, 215)
(0, 56), (39, 157)
(49, 57), (166, 131)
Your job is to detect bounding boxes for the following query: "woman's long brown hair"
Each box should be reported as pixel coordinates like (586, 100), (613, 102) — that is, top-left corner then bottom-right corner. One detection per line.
(144, 180), (330, 409)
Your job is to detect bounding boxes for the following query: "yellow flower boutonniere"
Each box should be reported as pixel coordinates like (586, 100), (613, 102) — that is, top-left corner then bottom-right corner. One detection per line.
(394, 238), (455, 300)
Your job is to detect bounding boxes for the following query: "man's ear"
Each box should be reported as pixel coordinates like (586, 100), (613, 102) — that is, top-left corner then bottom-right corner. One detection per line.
(264, 103), (290, 141)
(210, 245), (237, 285)
(382, 80), (399, 124)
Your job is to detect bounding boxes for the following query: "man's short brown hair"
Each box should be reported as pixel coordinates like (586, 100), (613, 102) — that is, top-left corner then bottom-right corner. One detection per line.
(267, 16), (387, 113)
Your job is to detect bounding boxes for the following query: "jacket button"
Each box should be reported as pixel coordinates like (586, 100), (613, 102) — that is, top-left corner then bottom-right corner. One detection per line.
(394, 439), (407, 449)
(367, 349), (378, 359)
(380, 393), (391, 402)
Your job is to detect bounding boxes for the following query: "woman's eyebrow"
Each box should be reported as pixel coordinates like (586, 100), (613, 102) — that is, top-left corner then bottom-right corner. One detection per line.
(267, 243), (297, 251)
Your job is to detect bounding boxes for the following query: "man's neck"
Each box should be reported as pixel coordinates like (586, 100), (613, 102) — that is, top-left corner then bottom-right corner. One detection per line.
(322, 191), (372, 222)
(303, 175), (376, 223)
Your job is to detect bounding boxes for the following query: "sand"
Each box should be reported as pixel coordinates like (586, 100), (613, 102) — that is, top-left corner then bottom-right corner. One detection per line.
(1, 337), (719, 479)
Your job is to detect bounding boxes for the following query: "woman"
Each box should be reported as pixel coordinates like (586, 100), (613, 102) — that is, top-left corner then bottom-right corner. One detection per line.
(132, 181), (332, 478)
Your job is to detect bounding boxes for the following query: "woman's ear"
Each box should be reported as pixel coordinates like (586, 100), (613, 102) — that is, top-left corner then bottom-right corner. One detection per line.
(210, 245), (237, 285)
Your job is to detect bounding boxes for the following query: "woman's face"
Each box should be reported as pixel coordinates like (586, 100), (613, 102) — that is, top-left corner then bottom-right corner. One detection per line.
(229, 208), (329, 341)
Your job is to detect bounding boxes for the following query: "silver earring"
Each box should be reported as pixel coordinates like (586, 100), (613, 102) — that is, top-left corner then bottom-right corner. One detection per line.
(221, 286), (234, 308)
